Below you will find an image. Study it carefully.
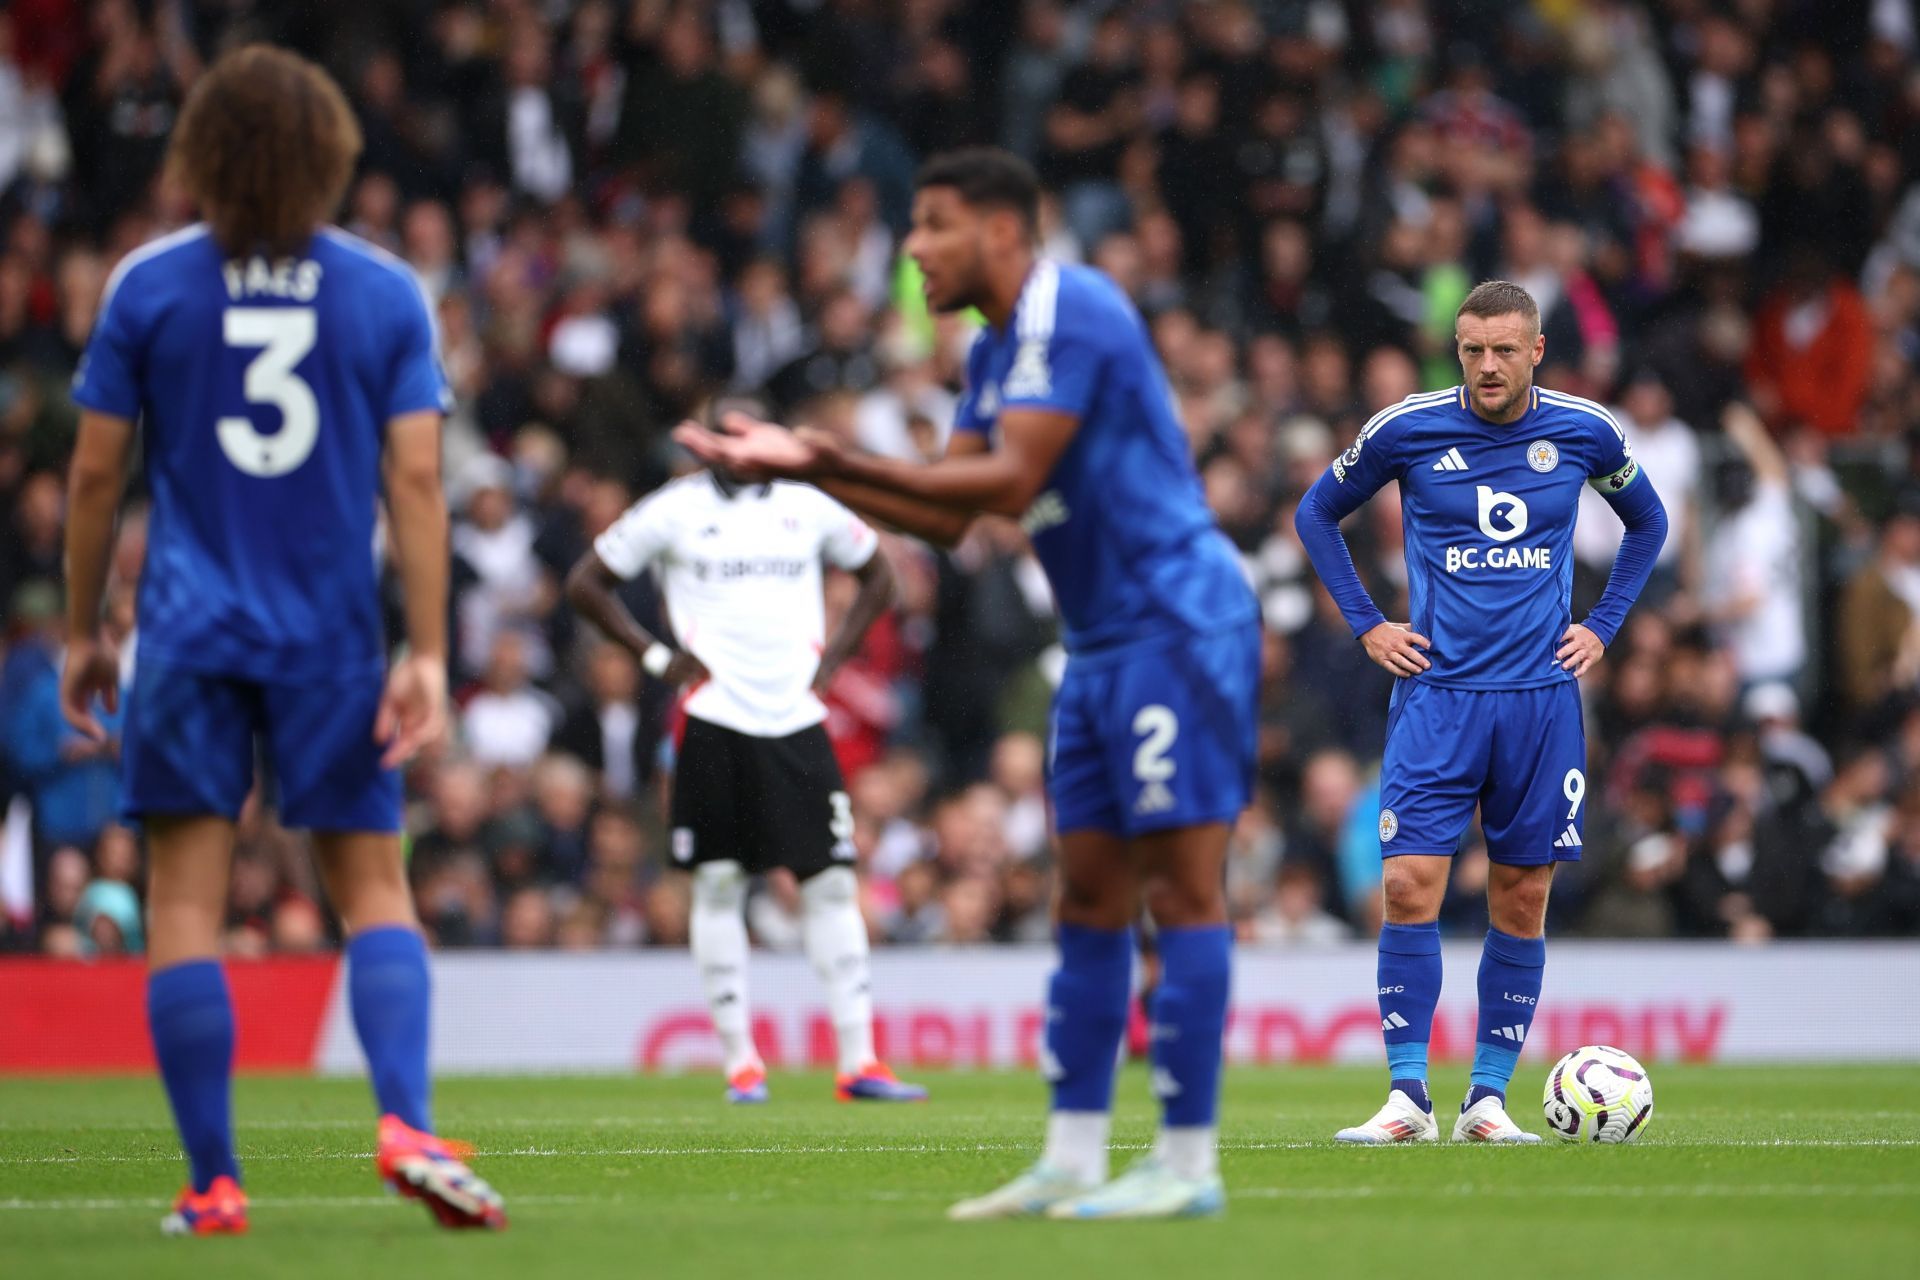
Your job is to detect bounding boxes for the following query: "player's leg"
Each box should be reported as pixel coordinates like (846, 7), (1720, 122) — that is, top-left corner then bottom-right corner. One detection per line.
(1453, 683), (1582, 1144)
(763, 724), (921, 1099)
(311, 831), (429, 1129)
(1338, 683), (1486, 1144)
(1135, 822), (1232, 1188)
(1048, 624), (1255, 1220)
(950, 826), (1136, 1223)
(273, 675), (506, 1226)
(146, 817), (248, 1232)
(1366, 853), (1449, 1116)
(690, 860), (761, 1095)
(1044, 828), (1138, 1164)
(672, 719), (765, 1099)
(950, 670), (1134, 1220)
(122, 661), (255, 1234)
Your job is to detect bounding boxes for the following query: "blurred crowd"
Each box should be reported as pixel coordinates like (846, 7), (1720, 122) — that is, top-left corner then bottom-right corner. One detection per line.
(4, 0), (1920, 957)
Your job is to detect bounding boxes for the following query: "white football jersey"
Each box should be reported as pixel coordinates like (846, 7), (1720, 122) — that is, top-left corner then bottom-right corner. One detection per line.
(593, 473), (879, 738)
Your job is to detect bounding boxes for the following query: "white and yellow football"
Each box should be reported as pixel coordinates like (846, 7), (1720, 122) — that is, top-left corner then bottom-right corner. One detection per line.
(1543, 1045), (1655, 1143)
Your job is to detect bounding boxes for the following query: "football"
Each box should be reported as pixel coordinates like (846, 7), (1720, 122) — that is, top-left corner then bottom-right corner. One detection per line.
(1542, 1045), (1655, 1143)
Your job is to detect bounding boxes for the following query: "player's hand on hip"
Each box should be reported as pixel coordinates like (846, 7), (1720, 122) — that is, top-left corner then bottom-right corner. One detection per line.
(664, 650), (710, 686)
(1360, 622), (1432, 677)
(1557, 623), (1605, 678)
(374, 653), (449, 769)
(59, 635), (121, 742)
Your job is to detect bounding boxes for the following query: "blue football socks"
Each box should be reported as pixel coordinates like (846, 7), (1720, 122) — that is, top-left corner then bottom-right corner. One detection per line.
(1150, 925), (1232, 1128)
(1046, 924), (1132, 1114)
(1378, 921), (1442, 1111)
(347, 926), (434, 1131)
(1471, 927), (1546, 1100)
(147, 960), (240, 1192)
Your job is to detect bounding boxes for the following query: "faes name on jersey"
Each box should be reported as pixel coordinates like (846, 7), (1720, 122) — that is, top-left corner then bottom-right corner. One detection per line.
(222, 255), (323, 302)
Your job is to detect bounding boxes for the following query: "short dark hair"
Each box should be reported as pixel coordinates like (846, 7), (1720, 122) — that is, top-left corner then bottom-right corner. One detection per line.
(914, 147), (1040, 232)
(1456, 280), (1541, 335)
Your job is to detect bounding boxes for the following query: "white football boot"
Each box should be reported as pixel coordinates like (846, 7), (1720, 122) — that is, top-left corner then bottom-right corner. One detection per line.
(1044, 1158), (1226, 1221)
(1452, 1092), (1544, 1144)
(1333, 1088), (1440, 1144)
(947, 1163), (1096, 1221)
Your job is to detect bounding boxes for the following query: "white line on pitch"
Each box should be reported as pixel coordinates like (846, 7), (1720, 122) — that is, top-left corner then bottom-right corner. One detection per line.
(0, 1193), (602, 1213)
(5, 1137), (1920, 1166)
(6, 1184), (1915, 1214)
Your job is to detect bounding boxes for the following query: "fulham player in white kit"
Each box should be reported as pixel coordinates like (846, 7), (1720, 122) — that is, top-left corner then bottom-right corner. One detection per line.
(566, 454), (926, 1104)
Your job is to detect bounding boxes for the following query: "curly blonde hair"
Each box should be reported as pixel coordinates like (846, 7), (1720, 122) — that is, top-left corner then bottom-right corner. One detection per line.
(166, 45), (362, 256)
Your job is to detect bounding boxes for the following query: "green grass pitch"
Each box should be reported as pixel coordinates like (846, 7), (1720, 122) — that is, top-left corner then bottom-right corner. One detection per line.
(3, 1066), (1916, 1280)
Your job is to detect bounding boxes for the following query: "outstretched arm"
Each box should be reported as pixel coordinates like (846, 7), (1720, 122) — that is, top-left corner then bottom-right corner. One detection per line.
(812, 434), (989, 548)
(675, 409), (1077, 523)
(813, 475), (977, 547)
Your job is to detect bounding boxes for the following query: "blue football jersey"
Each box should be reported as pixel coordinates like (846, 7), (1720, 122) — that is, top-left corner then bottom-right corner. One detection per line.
(72, 225), (449, 681)
(1316, 385), (1641, 688)
(952, 261), (1254, 653)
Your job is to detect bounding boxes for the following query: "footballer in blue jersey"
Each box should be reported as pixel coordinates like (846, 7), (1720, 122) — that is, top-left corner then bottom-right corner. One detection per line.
(60, 47), (503, 1234)
(1295, 280), (1668, 1145)
(677, 148), (1256, 1220)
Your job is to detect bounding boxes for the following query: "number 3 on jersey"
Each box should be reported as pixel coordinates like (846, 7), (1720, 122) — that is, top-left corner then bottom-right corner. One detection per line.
(219, 308), (318, 476)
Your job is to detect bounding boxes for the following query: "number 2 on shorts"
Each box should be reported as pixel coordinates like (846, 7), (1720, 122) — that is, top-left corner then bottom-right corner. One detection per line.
(1132, 705), (1178, 783)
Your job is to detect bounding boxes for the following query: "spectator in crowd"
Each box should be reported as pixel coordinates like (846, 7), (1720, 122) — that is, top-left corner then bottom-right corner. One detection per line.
(1703, 404), (1805, 689)
(1838, 496), (1920, 720)
(552, 642), (648, 802)
(452, 452), (553, 680)
(1574, 370), (1702, 610)
(461, 631), (558, 769)
(1744, 247), (1875, 437)
(765, 286), (881, 414)
(0, 472), (65, 607)
(73, 876), (141, 955)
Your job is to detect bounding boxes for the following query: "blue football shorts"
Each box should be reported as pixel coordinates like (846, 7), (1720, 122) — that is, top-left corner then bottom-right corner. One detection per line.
(1377, 680), (1587, 865)
(1049, 618), (1260, 839)
(122, 657), (402, 832)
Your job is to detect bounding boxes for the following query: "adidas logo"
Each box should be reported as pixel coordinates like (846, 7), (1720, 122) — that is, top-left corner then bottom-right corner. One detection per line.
(1382, 1012), (1410, 1031)
(1490, 1024), (1526, 1043)
(1151, 1067), (1182, 1098)
(1431, 447), (1470, 473)
(1135, 781), (1176, 815)
(1553, 825), (1583, 849)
